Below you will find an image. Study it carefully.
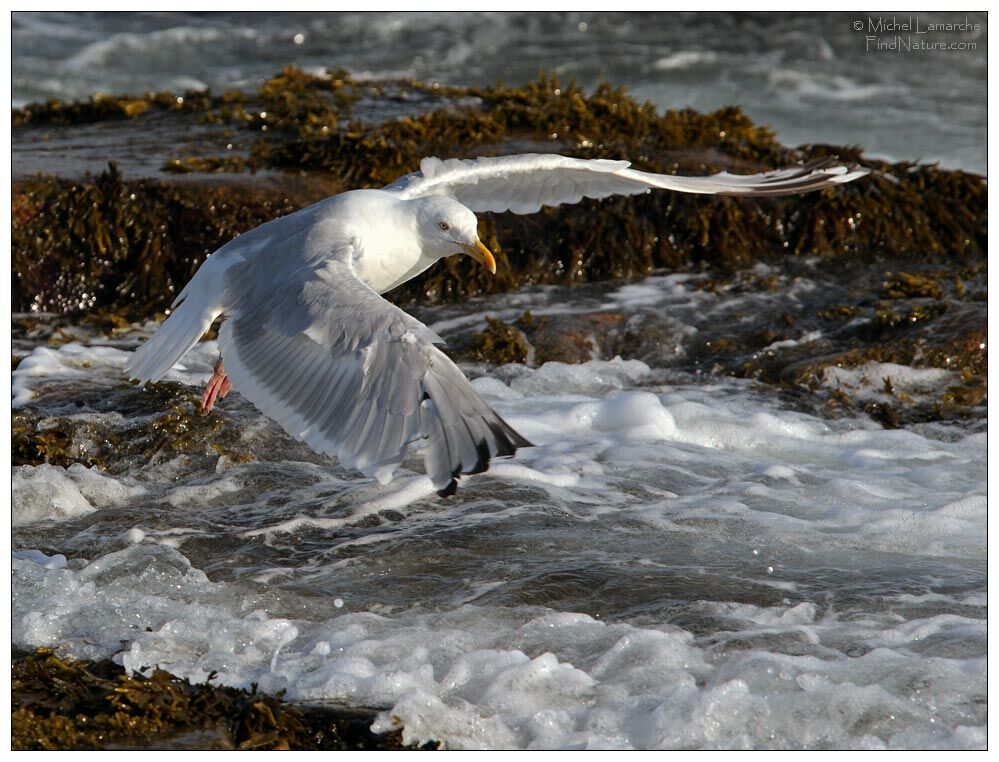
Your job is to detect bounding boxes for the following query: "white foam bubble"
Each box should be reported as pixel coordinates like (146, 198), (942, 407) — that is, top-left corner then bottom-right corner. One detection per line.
(11, 540), (985, 749)
(591, 392), (676, 440)
(509, 358), (651, 397)
(9, 303), (985, 749)
(13, 549), (68, 569)
(471, 375), (524, 400)
(12, 463), (145, 526)
(12, 339), (220, 407)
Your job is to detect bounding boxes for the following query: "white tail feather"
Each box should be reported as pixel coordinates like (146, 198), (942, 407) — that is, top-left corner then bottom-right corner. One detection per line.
(125, 280), (220, 383)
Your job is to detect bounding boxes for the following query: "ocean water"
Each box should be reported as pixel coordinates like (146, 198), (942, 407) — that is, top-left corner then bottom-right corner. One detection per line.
(12, 272), (987, 749)
(11, 10), (988, 751)
(11, 11), (988, 173)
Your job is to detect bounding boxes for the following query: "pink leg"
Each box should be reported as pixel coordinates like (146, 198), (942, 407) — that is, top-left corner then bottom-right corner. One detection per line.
(201, 358), (232, 413)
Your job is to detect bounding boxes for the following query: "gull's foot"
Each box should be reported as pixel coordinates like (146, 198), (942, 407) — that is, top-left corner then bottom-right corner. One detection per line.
(201, 358), (232, 413)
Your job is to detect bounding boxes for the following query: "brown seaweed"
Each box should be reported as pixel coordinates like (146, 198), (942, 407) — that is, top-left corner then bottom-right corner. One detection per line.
(12, 648), (437, 750)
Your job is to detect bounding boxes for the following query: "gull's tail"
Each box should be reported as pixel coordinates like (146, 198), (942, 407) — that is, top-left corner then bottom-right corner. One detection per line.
(125, 275), (221, 384)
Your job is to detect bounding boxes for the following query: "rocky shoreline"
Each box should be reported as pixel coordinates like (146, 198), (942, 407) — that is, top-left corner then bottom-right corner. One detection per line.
(13, 69), (986, 428)
(12, 648), (435, 750)
(11, 69), (987, 749)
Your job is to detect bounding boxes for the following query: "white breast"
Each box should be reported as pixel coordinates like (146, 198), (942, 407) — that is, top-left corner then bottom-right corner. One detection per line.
(318, 190), (437, 295)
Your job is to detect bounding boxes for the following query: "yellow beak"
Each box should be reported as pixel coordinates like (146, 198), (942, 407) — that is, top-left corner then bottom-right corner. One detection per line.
(460, 239), (496, 274)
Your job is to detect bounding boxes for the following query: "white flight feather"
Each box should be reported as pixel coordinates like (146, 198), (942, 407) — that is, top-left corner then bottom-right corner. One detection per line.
(386, 153), (868, 213)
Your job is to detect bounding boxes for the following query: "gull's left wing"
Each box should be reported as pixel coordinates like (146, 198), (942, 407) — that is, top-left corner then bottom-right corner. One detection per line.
(219, 251), (530, 495)
(385, 153), (868, 215)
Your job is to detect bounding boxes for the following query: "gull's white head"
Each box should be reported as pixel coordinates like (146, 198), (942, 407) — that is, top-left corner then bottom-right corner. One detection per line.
(412, 196), (496, 273)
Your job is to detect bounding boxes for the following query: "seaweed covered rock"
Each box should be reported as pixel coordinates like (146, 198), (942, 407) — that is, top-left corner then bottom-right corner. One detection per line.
(10, 69), (987, 429)
(11, 382), (247, 473)
(12, 69), (986, 320)
(12, 648), (436, 750)
(12, 164), (343, 318)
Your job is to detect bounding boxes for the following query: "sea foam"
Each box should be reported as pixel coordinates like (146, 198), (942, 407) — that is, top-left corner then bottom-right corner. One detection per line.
(10, 332), (985, 750)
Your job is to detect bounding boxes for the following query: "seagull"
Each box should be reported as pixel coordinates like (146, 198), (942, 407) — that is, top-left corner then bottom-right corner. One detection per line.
(125, 153), (867, 495)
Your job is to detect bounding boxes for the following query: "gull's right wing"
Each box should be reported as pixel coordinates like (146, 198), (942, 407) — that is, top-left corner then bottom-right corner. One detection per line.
(385, 153), (868, 215)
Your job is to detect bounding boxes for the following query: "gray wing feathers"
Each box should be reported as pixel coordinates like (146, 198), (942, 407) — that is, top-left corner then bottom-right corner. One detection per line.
(389, 153), (867, 214)
(219, 257), (528, 493)
(418, 345), (530, 495)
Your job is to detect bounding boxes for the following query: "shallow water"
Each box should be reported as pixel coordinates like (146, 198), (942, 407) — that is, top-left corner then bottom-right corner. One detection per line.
(12, 272), (986, 749)
(11, 11), (988, 172)
(10, 10), (988, 750)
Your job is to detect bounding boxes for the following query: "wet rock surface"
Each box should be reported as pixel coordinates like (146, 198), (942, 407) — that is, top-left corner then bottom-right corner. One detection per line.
(12, 648), (436, 750)
(452, 257), (985, 429)
(10, 69), (987, 748)
(13, 68), (985, 318)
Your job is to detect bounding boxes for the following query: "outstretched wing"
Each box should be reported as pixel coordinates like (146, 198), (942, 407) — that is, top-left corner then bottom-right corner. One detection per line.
(385, 153), (868, 214)
(219, 251), (530, 495)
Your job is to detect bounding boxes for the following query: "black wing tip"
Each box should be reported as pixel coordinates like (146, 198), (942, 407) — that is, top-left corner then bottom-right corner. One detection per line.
(467, 438), (492, 475)
(434, 415), (533, 496)
(437, 478), (458, 498)
(436, 461), (464, 497)
(511, 430), (535, 450)
(788, 156), (869, 185)
(725, 160), (867, 197)
(486, 412), (534, 454)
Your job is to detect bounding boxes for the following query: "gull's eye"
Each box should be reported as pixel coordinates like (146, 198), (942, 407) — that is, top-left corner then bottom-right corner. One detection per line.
(438, 221), (450, 231)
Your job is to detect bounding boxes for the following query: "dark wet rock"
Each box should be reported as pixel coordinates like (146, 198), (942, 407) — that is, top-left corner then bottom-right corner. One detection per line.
(161, 155), (259, 175)
(469, 315), (532, 365)
(12, 69), (985, 319)
(462, 310), (632, 366)
(451, 256), (985, 428)
(14, 385), (231, 473)
(880, 271), (946, 301)
(12, 648), (437, 750)
(10, 69), (987, 430)
(703, 265), (984, 426)
(12, 163), (341, 318)
(12, 89), (218, 128)
(528, 311), (626, 366)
